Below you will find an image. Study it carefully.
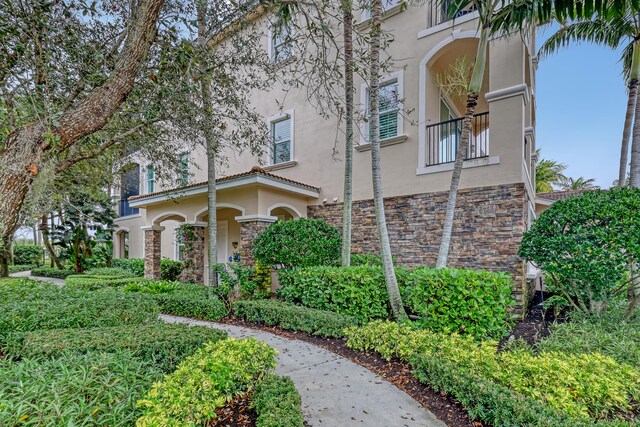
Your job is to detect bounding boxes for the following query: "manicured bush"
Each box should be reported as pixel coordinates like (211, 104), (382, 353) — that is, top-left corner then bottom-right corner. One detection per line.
(0, 281), (159, 341)
(12, 244), (43, 265)
(538, 309), (640, 368)
(0, 350), (162, 426)
(124, 280), (181, 294)
(65, 275), (148, 290)
(278, 266), (402, 321)
(519, 188), (640, 314)
(350, 253), (383, 266)
(345, 321), (640, 421)
(137, 338), (278, 425)
(253, 218), (341, 268)
(31, 266), (75, 278)
(160, 259), (183, 281)
(5, 322), (227, 372)
(113, 258), (145, 276)
(233, 299), (358, 337)
(8, 264), (36, 273)
(402, 267), (516, 339)
(253, 374), (304, 427)
(153, 291), (228, 321)
(84, 267), (134, 277)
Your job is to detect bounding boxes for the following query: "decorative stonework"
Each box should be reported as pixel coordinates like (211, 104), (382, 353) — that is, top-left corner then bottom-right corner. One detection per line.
(308, 183), (534, 314)
(239, 221), (272, 266)
(143, 227), (164, 280)
(181, 224), (206, 284)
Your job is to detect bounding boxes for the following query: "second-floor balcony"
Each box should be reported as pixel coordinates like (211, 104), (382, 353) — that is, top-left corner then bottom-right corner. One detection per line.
(427, 1), (477, 28)
(425, 112), (489, 166)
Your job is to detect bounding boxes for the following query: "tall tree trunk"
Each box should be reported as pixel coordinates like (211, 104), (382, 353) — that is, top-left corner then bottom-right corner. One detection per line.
(39, 214), (63, 269)
(197, 0), (219, 287)
(369, 0), (407, 321)
(631, 90), (640, 188)
(436, 26), (488, 268)
(0, 0), (164, 277)
(341, 0), (354, 267)
(619, 80), (637, 186)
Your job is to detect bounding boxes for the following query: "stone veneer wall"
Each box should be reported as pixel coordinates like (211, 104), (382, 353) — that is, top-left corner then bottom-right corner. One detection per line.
(307, 183), (534, 314)
(239, 221), (272, 266)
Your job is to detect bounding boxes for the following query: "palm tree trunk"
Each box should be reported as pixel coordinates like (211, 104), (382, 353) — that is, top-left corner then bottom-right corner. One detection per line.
(197, 1), (219, 287)
(341, 0), (354, 267)
(618, 79), (637, 186)
(369, 0), (408, 321)
(436, 26), (488, 268)
(630, 84), (640, 188)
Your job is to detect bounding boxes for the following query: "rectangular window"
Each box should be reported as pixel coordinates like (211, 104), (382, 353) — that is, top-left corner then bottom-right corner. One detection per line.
(367, 80), (400, 141)
(271, 117), (292, 164)
(178, 153), (189, 186)
(271, 20), (293, 62)
(146, 165), (155, 193)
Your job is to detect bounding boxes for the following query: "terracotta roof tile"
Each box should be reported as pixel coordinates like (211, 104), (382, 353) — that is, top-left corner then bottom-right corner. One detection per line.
(129, 167), (319, 202)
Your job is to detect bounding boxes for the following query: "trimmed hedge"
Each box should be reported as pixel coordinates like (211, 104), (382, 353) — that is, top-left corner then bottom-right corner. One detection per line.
(345, 321), (640, 422)
(112, 258), (184, 281)
(113, 258), (145, 276)
(137, 338), (278, 425)
(5, 322), (227, 372)
(31, 266), (75, 279)
(402, 267), (516, 339)
(0, 280), (159, 342)
(12, 244), (43, 265)
(278, 266), (398, 322)
(8, 264), (36, 273)
(83, 267), (133, 277)
(0, 351), (162, 426)
(65, 275), (148, 290)
(253, 374), (304, 427)
(233, 299), (358, 337)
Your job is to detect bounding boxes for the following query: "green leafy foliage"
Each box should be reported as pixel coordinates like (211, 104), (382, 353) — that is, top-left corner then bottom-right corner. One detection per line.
(345, 321), (640, 421)
(112, 258), (145, 276)
(137, 338), (278, 426)
(538, 309), (640, 368)
(65, 275), (149, 290)
(0, 351), (162, 427)
(83, 267), (134, 277)
(402, 267), (516, 339)
(253, 218), (341, 268)
(253, 374), (304, 427)
(12, 244), (43, 265)
(30, 266), (75, 278)
(349, 253), (384, 266)
(0, 280), (159, 342)
(8, 264), (36, 273)
(519, 188), (640, 314)
(160, 259), (184, 281)
(233, 299), (358, 337)
(5, 323), (227, 372)
(278, 266), (399, 321)
(124, 280), (180, 294)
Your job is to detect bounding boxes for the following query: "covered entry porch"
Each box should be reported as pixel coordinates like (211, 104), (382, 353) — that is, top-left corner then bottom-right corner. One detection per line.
(127, 169), (319, 282)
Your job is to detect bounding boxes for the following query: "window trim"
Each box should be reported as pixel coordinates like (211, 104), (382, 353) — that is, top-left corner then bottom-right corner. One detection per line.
(359, 70), (404, 146)
(268, 17), (294, 63)
(145, 164), (155, 194)
(267, 109), (295, 166)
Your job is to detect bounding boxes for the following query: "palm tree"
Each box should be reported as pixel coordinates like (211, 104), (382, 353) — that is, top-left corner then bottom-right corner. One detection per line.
(537, 17), (640, 187)
(559, 176), (599, 190)
(436, 0), (502, 268)
(368, 0), (408, 321)
(535, 149), (568, 192)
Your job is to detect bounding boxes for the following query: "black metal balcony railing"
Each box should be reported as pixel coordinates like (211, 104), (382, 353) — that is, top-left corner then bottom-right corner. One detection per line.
(425, 112), (489, 166)
(427, 1), (478, 28)
(118, 199), (139, 217)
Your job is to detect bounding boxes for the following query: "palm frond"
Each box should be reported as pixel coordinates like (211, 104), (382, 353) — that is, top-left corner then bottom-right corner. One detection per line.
(538, 19), (632, 59)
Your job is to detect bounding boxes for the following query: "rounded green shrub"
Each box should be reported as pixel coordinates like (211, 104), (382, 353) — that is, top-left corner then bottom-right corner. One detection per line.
(519, 188), (640, 314)
(252, 218), (341, 268)
(12, 244), (43, 265)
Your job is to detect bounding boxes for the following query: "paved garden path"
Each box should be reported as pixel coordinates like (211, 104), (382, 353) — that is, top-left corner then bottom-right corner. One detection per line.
(10, 271), (65, 286)
(161, 314), (447, 427)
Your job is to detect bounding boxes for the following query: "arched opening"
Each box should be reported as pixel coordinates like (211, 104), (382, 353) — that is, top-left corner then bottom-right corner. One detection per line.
(197, 207), (243, 265)
(268, 204), (300, 221)
(114, 229), (130, 259)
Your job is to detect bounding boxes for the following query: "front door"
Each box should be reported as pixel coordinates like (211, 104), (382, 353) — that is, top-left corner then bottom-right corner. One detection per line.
(217, 221), (228, 264)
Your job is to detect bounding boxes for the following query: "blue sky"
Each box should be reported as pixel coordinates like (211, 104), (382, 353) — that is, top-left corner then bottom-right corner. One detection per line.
(536, 26), (627, 188)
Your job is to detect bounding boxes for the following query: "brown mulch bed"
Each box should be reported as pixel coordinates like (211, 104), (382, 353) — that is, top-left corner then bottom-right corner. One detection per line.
(207, 393), (257, 427)
(219, 316), (485, 427)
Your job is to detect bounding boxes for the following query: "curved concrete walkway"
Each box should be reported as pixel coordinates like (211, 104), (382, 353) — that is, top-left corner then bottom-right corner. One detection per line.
(10, 271), (65, 286)
(161, 314), (446, 427)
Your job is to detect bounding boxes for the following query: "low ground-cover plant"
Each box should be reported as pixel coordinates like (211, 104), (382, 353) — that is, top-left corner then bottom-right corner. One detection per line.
(252, 374), (304, 427)
(278, 266), (400, 321)
(402, 267), (515, 339)
(112, 258), (184, 281)
(0, 280), (159, 342)
(8, 264), (37, 273)
(5, 322), (227, 372)
(0, 350), (162, 426)
(539, 309), (640, 368)
(519, 188), (640, 315)
(113, 258), (145, 276)
(253, 218), (341, 268)
(345, 321), (640, 421)
(137, 338), (278, 426)
(30, 266), (75, 278)
(83, 267), (134, 277)
(233, 299), (358, 338)
(65, 275), (149, 290)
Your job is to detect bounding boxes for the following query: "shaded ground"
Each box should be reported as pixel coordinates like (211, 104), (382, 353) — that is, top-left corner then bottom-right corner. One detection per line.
(209, 393), (257, 427)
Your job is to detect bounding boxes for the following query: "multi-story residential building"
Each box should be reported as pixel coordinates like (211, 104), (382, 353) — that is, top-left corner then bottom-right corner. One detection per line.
(113, 1), (538, 310)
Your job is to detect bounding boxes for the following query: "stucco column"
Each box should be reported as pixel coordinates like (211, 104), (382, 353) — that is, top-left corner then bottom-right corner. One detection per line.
(142, 225), (165, 280)
(181, 222), (206, 284)
(237, 216), (277, 266)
